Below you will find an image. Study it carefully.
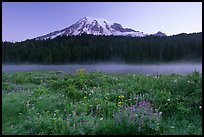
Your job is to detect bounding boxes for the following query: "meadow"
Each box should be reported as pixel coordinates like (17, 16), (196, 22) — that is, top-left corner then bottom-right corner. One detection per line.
(2, 69), (202, 135)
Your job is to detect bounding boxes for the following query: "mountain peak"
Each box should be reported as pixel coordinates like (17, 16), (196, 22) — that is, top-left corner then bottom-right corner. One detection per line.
(83, 16), (111, 22)
(154, 31), (167, 37)
(35, 17), (147, 40)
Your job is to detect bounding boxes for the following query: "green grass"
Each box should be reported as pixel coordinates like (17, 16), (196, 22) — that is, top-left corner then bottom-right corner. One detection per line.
(2, 70), (202, 135)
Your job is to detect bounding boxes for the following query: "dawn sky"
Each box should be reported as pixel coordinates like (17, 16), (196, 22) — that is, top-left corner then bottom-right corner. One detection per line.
(2, 2), (202, 42)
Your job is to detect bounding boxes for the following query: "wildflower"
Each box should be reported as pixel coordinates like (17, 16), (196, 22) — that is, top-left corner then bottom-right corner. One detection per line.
(90, 90), (94, 94)
(53, 118), (57, 120)
(84, 96), (87, 99)
(55, 110), (59, 113)
(118, 102), (123, 106)
(77, 68), (85, 75)
(158, 112), (162, 117)
(199, 106), (202, 109)
(155, 109), (158, 113)
(170, 126), (175, 129)
(100, 118), (103, 121)
(134, 96), (138, 101)
(80, 120), (85, 125)
(129, 107), (134, 111)
(174, 79), (177, 83)
(167, 98), (170, 101)
(118, 95), (125, 99)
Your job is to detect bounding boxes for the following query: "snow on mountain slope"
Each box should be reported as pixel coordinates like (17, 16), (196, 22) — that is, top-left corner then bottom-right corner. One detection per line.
(35, 17), (164, 40)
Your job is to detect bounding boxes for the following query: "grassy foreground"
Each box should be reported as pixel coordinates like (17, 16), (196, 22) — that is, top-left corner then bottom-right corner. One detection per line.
(2, 69), (202, 135)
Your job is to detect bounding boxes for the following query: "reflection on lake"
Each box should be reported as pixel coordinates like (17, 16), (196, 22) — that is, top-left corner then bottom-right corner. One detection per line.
(2, 63), (202, 75)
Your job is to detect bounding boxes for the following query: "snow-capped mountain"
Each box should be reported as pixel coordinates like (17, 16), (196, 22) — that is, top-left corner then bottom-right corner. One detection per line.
(35, 17), (166, 40)
(35, 17), (147, 40)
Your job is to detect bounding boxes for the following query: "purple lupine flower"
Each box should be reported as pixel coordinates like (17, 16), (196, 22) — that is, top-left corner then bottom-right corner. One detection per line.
(114, 95), (162, 133)
(129, 106), (133, 111)
(138, 101), (143, 107)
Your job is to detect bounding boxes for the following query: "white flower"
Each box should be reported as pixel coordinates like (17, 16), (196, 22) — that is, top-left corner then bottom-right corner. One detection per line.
(167, 99), (170, 101)
(174, 79), (177, 83)
(100, 118), (103, 121)
(155, 109), (158, 112)
(199, 106), (202, 109)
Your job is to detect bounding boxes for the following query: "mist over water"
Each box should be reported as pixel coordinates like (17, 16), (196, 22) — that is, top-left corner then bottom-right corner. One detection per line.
(2, 63), (202, 75)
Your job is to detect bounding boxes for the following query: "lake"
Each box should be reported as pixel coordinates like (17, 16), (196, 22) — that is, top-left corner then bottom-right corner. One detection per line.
(2, 63), (202, 75)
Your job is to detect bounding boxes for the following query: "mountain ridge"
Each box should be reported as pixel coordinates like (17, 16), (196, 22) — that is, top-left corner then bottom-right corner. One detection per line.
(35, 17), (166, 40)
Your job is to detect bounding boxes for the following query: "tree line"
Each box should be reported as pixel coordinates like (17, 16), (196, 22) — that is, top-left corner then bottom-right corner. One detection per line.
(2, 32), (202, 64)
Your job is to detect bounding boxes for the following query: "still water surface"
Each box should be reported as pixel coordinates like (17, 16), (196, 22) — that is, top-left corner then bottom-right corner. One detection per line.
(2, 63), (202, 75)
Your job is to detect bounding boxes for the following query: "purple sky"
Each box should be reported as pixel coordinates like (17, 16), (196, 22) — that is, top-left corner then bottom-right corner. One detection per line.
(2, 2), (202, 42)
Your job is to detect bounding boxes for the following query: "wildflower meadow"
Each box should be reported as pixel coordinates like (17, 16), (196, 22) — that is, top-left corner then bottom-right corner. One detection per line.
(2, 69), (202, 135)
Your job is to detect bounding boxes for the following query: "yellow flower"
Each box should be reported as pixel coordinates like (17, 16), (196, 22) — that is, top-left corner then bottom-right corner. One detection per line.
(77, 68), (85, 75)
(84, 96), (87, 99)
(118, 95), (125, 99)
(118, 102), (123, 106)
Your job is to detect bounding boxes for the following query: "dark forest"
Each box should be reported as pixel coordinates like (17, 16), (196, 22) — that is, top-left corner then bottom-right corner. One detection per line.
(2, 32), (202, 64)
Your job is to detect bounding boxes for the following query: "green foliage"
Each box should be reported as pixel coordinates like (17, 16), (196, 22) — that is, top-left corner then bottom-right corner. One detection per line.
(2, 70), (202, 135)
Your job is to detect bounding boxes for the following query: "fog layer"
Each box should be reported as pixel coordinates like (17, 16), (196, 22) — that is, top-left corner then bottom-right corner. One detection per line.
(2, 63), (202, 75)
